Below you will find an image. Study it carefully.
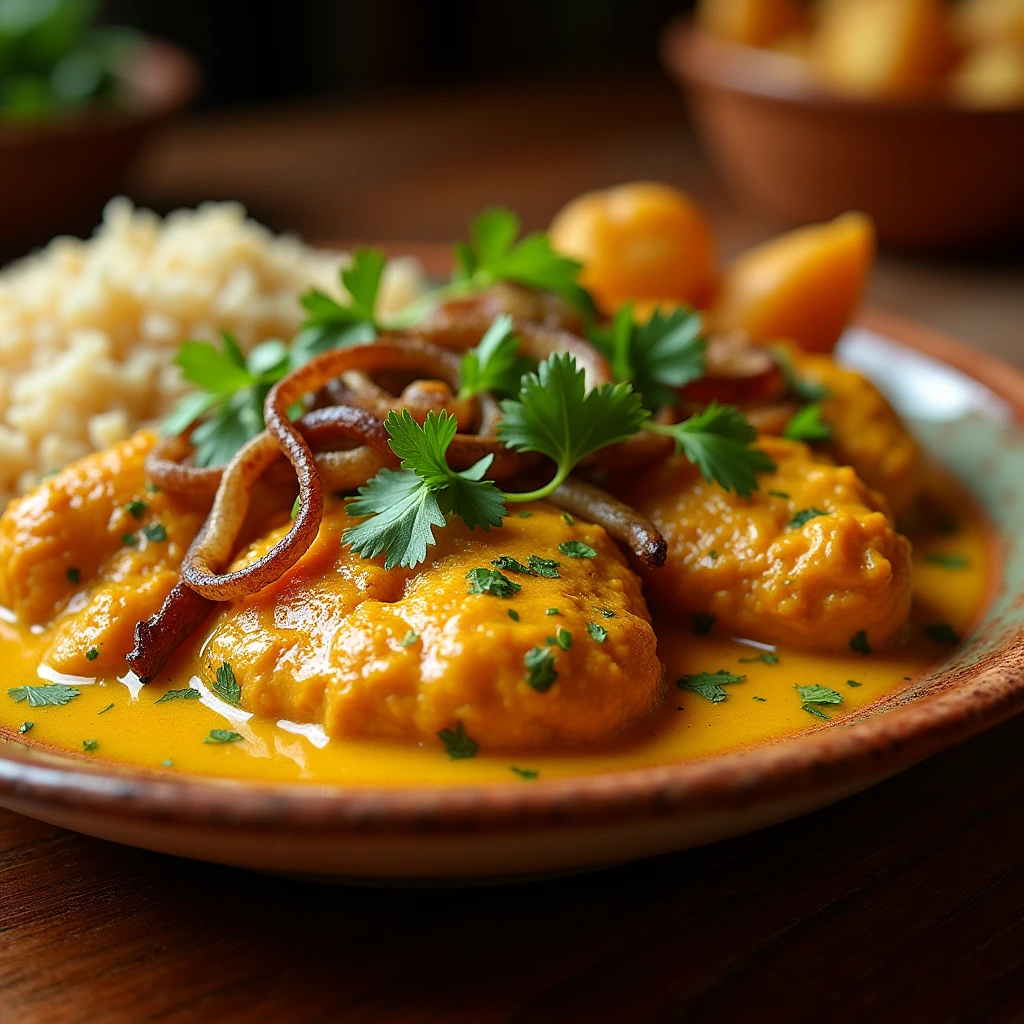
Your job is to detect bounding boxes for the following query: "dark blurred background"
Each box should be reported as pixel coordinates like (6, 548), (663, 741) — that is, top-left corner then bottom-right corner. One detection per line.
(104, 0), (694, 108)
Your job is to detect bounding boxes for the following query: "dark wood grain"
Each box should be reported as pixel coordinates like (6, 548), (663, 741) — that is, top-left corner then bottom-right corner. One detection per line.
(2, 73), (1024, 1023)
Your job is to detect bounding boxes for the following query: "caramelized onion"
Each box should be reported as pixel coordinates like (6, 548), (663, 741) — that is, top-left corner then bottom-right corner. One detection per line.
(549, 476), (666, 569)
(126, 583), (217, 683)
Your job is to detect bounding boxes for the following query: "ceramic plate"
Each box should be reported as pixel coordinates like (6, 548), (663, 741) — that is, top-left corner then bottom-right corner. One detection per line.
(1, 308), (1023, 883)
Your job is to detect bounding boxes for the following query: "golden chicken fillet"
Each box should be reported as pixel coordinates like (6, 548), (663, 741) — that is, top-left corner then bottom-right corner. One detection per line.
(795, 351), (924, 521)
(200, 501), (663, 748)
(619, 436), (913, 652)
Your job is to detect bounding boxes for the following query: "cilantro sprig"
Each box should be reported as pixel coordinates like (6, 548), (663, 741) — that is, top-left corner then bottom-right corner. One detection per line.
(645, 401), (777, 499)
(162, 332), (290, 467)
(590, 302), (706, 412)
(458, 313), (534, 399)
(292, 247), (386, 364)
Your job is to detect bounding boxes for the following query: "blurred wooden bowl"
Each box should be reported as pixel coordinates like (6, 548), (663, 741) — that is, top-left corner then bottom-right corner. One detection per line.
(661, 18), (1024, 249)
(0, 40), (199, 245)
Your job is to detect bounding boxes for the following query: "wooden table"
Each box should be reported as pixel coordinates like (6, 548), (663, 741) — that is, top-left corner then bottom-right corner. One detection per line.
(3, 73), (1024, 1023)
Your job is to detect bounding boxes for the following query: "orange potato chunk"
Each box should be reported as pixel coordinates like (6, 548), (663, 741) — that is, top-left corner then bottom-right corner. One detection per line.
(549, 182), (717, 315)
(710, 212), (875, 354)
(812, 0), (959, 97)
(695, 0), (809, 47)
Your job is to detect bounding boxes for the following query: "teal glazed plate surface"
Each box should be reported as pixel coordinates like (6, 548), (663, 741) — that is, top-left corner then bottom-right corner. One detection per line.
(0, 306), (1023, 882)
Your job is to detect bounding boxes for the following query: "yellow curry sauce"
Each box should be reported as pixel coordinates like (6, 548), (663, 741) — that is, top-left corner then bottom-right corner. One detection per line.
(0, 433), (992, 786)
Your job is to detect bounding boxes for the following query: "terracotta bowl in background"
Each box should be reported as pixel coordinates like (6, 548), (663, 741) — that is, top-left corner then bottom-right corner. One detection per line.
(661, 18), (1024, 250)
(0, 40), (199, 245)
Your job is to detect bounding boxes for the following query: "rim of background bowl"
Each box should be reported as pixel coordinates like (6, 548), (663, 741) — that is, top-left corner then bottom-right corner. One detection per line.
(1, 307), (1023, 837)
(0, 39), (201, 146)
(660, 16), (1024, 121)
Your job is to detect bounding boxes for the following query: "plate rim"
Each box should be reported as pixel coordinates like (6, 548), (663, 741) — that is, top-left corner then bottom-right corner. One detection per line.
(2, 306), (1023, 837)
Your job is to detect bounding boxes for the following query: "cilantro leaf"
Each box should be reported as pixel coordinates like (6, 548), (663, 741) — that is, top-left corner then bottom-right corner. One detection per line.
(211, 661), (241, 707)
(676, 670), (746, 703)
(774, 346), (829, 402)
(789, 507), (830, 529)
(458, 314), (533, 399)
(455, 207), (594, 314)
(163, 334), (290, 467)
(510, 766), (539, 780)
(466, 568), (521, 597)
(558, 540), (596, 559)
(498, 353), (647, 496)
(783, 402), (832, 443)
(795, 684), (844, 705)
(492, 555), (535, 575)
(527, 555), (560, 578)
(590, 303), (706, 411)
(82, 739), (98, 752)
(586, 621), (608, 643)
(438, 721), (478, 759)
(205, 729), (243, 744)
(344, 410), (506, 570)
(524, 646), (558, 691)
(648, 401), (776, 499)
(154, 687), (201, 704)
(8, 684), (80, 707)
(292, 247), (385, 363)
(549, 626), (572, 650)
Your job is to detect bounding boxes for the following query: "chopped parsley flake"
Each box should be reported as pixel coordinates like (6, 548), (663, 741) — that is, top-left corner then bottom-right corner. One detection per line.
(676, 670), (746, 703)
(466, 567), (521, 597)
(82, 739), (98, 752)
(527, 554), (561, 578)
(601, 608), (615, 619)
(561, 511), (575, 526)
(154, 687), (201, 703)
(783, 402), (832, 443)
(923, 553), (968, 569)
(492, 555), (535, 575)
(125, 500), (148, 519)
(400, 630), (419, 647)
(18, 721), (33, 733)
(546, 607), (560, 616)
(510, 766), (539, 780)
(752, 696), (767, 702)
(802, 704), (830, 721)
(691, 613), (715, 636)
(789, 507), (830, 530)
(518, 511), (533, 518)
(205, 729), (243, 744)
(849, 630), (872, 655)
(8, 684), (81, 707)
(558, 540), (597, 559)
(549, 626), (572, 650)
(66, 567), (80, 585)
(769, 490), (790, 499)
(524, 646), (558, 691)
(926, 623), (961, 645)
(85, 648), (99, 662)
(122, 533), (139, 547)
(161, 758), (174, 767)
(507, 609), (520, 622)
(212, 661), (241, 706)
(847, 679), (863, 688)
(739, 651), (779, 665)
(438, 721), (477, 759)
(143, 523), (168, 542)
(146, 482), (160, 494)
(709, 550), (718, 560)
(98, 703), (114, 715)
(586, 621), (608, 643)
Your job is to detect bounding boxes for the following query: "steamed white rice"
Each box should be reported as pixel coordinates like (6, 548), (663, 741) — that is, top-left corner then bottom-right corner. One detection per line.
(0, 198), (425, 507)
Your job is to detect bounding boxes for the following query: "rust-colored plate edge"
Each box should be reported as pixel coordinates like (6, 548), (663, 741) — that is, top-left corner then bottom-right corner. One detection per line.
(2, 307), (1023, 838)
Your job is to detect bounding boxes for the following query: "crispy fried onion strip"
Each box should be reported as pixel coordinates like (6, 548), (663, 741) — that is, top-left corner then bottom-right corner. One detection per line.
(127, 582), (217, 684)
(549, 476), (667, 569)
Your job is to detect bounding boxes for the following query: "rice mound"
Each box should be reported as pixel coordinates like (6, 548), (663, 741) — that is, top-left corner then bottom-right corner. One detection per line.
(0, 198), (425, 507)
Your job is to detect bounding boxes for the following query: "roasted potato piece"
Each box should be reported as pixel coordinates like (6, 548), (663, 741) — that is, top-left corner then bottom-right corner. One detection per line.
(710, 212), (874, 354)
(812, 0), (958, 97)
(549, 182), (718, 314)
(621, 436), (912, 652)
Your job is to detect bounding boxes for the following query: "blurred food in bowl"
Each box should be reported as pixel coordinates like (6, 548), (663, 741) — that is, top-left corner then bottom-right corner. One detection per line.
(662, 0), (1024, 247)
(0, 0), (199, 242)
